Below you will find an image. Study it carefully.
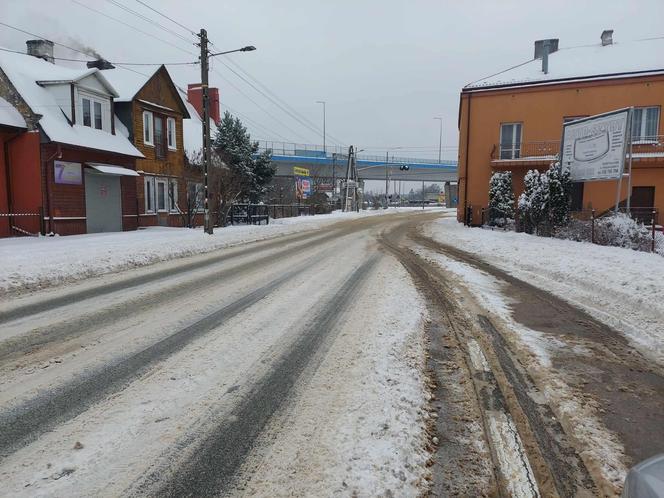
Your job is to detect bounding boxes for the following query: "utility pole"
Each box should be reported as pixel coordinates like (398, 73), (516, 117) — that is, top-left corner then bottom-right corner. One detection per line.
(199, 28), (212, 234)
(197, 33), (256, 234)
(434, 117), (443, 164)
(422, 180), (425, 210)
(316, 101), (326, 157)
(384, 151), (389, 209)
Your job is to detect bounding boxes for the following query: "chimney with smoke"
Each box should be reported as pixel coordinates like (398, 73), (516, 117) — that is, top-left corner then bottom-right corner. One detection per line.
(26, 39), (54, 64)
(87, 59), (115, 70)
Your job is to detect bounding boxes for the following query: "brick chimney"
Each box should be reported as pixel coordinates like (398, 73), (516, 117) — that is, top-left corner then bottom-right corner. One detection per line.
(187, 83), (221, 125)
(26, 39), (54, 64)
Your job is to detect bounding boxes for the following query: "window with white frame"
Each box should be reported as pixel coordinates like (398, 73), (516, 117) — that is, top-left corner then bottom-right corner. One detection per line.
(631, 107), (660, 142)
(168, 179), (179, 212)
(143, 111), (154, 146)
(156, 179), (167, 211)
(167, 117), (177, 150)
(499, 123), (522, 159)
(144, 176), (156, 213)
(80, 94), (105, 130)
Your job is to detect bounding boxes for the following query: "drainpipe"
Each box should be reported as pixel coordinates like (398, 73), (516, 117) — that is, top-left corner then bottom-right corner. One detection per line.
(462, 91), (472, 225)
(43, 144), (62, 234)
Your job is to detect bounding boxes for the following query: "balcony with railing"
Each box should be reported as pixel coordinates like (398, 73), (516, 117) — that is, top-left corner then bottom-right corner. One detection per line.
(491, 135), (664, 167)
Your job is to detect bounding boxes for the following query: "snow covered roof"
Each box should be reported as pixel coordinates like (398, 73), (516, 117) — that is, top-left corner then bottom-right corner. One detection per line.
(0, 96), (26, 129)
(0, 49), (142, 157)
(178, 86), (215, 159)
(102, 66), (190, 117)
(465, 38), (664, 90)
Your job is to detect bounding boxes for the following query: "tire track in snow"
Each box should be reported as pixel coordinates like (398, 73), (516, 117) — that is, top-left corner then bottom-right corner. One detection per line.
(140, 256), (380, 498)
(0, 255), (320, 459)
(0, 229), (344, 363)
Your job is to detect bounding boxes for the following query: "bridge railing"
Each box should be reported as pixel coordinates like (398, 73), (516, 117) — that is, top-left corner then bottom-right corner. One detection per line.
(256, 140), (457, 165)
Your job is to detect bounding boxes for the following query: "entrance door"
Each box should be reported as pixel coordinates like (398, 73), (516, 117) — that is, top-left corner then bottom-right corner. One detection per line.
(631, 186), (655, 208)
(85, 171), (122, 233)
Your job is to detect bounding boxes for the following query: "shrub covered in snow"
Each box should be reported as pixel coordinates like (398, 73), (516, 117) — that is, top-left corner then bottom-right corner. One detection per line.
(518, 162), (571, 234)
(594, 213), (652, 252)
(488, 171), (515, 227)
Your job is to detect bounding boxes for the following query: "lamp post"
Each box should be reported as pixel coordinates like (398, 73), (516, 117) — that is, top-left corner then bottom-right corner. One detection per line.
(315, 101), (326, 157)
(199, 28), (256, 235)
(434, 117), (443, 164)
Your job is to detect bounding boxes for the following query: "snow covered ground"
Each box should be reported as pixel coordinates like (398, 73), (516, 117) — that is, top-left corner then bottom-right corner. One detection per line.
(0, 207), (444, 295)
(424, 217), (664, 368)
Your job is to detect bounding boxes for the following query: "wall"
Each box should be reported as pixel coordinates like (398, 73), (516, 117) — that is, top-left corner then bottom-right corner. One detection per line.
(458, 74), (664, 223)
(41, 143), (137, 235)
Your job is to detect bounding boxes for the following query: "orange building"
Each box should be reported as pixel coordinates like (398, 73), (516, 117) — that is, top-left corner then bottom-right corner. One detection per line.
(458, 30), (664, 224)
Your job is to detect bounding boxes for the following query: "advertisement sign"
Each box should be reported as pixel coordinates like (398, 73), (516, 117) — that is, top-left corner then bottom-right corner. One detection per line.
(561, 108), (630, 182)
(293, 166), (310, 177)
(295, 176), (312, 200)
(54, 161), (83, 185)
(317, 183), (334, 192)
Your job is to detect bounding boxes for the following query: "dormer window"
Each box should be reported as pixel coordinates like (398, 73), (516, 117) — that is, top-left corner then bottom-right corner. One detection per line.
(79, 93), (105, 130)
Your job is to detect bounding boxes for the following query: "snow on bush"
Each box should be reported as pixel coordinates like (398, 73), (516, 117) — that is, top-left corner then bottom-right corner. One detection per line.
(488, 171), (514, 227)
(594, 213), (652, 252)
(518, 163), (571, 234)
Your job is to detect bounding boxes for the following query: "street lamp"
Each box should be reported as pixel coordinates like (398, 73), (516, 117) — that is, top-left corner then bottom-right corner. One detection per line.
(434, 117), (443, 164)
(199, 31), (256, 235)
(315, 100), (326, 156)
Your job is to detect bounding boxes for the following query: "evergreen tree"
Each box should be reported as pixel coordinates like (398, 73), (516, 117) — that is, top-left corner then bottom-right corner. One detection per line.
(488, 171), (515, 225)
(213, 111), (275, 203)
(546, 162), (572, 227)
(518, 169), (548, 233)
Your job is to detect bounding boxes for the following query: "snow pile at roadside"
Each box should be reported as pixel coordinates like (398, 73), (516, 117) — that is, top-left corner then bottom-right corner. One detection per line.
(238, 258), (431, 496)
(424, 218), (664, 366)
(0, 207), (446, 295)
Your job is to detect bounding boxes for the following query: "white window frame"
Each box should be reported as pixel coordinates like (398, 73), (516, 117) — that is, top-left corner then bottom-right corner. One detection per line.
(143, 111), (154, 146)
(144, 176), (156, 213)
(499, 122), (522, 160)
(168, 179), (179, 213)
(79, 94), (105, 130)
(167, 117), (177, 150)
(188, 182), (204, 212)
(631, 106), (660, 143)
(156, 178), (167, 212)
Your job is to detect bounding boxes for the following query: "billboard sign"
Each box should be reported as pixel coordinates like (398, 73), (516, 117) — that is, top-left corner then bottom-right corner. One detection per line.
(561, 108), (630, 182)
(295, 176), (312, 199)
(54, 161), (82, 185)
(293, 166), (310, 177)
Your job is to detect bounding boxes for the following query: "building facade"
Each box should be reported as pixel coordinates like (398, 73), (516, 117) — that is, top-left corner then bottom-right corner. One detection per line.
(0, 40), (143, 237)
(458, 31), (664, 224)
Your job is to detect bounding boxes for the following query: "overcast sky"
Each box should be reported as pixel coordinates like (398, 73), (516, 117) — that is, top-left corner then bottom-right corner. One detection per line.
(1, 0), (663, 165)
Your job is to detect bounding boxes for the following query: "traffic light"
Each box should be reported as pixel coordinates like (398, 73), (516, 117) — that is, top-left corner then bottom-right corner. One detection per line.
(399, 164), (410, 171)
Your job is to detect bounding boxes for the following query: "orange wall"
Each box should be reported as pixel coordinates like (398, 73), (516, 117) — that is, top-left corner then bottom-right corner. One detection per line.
(458, 75), (664, 222)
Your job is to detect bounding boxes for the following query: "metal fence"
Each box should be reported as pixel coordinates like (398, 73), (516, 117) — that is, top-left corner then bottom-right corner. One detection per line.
(225, 203), (331, 226)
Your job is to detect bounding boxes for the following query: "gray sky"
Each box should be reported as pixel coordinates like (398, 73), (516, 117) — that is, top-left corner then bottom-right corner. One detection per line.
(2, 0), (663, 166)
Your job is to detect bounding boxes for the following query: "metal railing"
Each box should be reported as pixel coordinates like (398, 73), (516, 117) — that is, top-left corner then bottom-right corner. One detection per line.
(256, 140), (457, 165)
(491, 136), (664, 161)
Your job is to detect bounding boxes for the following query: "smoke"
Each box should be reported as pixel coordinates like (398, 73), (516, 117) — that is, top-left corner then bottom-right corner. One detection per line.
(64, 37), (103, 59)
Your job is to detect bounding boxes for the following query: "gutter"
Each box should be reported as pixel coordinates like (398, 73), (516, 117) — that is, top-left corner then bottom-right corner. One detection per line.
(463, 92), (471, 225)
(43, 144), (62, 234)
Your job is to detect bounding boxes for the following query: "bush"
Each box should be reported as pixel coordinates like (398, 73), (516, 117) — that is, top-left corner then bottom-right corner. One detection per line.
(594, 213), (652, 252)
(488, 171), (515, 226)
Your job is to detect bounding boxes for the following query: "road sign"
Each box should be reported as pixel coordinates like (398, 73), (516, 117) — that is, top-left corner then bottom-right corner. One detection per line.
(561, 108), (630, 182)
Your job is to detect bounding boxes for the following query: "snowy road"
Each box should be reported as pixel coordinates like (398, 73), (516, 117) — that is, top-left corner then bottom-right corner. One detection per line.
(0, 211), (433, 497)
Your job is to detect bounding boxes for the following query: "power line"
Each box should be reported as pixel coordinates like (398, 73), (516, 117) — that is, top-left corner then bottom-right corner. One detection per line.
(0, 46), (196, 65)
(70, 0), (196, 56)
(211, 67), (316, 143)
(104, 0), (195, 45)
(219, 54), (347, 145)
(133, 0), (198, 36)
(0, 21), (90, 57)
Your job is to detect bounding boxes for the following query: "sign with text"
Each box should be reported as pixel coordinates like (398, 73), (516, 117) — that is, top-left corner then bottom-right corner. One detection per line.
(54, 161), (82, 185)
(293, 166), (310, 177)
(561, 108), (630, 182)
